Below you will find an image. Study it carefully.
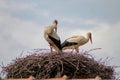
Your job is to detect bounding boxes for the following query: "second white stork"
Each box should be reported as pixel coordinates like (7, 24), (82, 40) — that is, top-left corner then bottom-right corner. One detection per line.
(44, 19), (62, 53)
(61, 32), (92, 53)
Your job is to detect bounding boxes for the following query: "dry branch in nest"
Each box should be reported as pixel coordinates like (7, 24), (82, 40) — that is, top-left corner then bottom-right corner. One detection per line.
(1, 50), (114, 79)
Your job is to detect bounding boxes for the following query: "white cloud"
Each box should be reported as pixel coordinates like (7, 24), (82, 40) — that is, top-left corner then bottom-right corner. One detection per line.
(0, 12), (48, 65)
(0, 0), (51, 20)
(92, 22), (120, 55)
(0, 0), (33, 11)
(0, 0), (52, 66)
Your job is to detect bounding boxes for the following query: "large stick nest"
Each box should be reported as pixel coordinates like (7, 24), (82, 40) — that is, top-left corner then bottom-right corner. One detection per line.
(2, 50), (114, 79)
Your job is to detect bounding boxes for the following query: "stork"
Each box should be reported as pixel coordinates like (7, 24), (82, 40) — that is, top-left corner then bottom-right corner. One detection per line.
(61, 32), (92, 53)
(44, 19), (62, 53)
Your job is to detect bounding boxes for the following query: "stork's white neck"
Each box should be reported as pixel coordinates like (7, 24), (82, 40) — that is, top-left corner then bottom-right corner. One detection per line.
(51, 22), (57, 33)
(52, 22), (57, 28)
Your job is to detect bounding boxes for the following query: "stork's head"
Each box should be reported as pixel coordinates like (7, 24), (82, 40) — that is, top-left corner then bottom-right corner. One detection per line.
(53, 19), (58, 24)
(87, 32), (92, 44)
(53, 19), (58, 33)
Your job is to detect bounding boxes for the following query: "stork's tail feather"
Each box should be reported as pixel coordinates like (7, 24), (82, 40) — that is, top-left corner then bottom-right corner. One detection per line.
(48, 34), (62, 50)
(61, 41), (78, 49)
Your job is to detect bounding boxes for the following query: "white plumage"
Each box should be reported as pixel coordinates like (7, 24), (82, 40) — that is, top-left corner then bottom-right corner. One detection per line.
(61, 32), (92, 53)
(44, 20), (62, 53)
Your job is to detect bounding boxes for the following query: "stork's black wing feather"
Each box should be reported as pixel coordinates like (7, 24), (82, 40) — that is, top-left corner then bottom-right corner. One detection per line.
(48, 35), (62, 50)
(61, 40), (78, 48)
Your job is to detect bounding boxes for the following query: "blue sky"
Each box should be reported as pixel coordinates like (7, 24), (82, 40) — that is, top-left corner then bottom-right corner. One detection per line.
(0, 0), (120, 77)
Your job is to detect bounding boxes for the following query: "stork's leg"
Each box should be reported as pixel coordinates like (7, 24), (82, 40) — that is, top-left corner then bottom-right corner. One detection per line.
(49, 43), (53, 52)
(71, 49), (74, 53)
(76, 48), (79, 53)
(50, 46), (53, 52)
(71, 46), (75, 53)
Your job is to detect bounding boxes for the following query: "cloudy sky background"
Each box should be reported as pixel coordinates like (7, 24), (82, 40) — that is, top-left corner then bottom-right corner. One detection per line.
(0, 0), (120, 77)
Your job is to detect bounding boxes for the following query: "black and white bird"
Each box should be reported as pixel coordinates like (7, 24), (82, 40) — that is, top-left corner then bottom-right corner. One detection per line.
(61, 32), (92, 53)
(44, 19), (62, 53)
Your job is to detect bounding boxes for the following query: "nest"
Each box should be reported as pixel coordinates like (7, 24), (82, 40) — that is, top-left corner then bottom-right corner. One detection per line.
(1, 50), (114, 79)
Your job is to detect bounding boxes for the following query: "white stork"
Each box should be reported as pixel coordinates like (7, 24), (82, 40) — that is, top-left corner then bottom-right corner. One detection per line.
(61, 32), (92, 53)
(44, 19), (62, 53)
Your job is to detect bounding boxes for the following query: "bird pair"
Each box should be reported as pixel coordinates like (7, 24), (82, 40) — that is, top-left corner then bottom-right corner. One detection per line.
(44, 19), (92, 54)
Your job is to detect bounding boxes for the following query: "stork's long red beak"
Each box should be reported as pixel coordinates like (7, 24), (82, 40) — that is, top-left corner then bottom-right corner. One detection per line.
(90, 34), (92, 44)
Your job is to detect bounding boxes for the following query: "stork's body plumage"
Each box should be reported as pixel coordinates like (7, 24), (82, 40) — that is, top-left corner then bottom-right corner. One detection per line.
(44, 20), (62, 53)
(61, 32), (92, 53)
